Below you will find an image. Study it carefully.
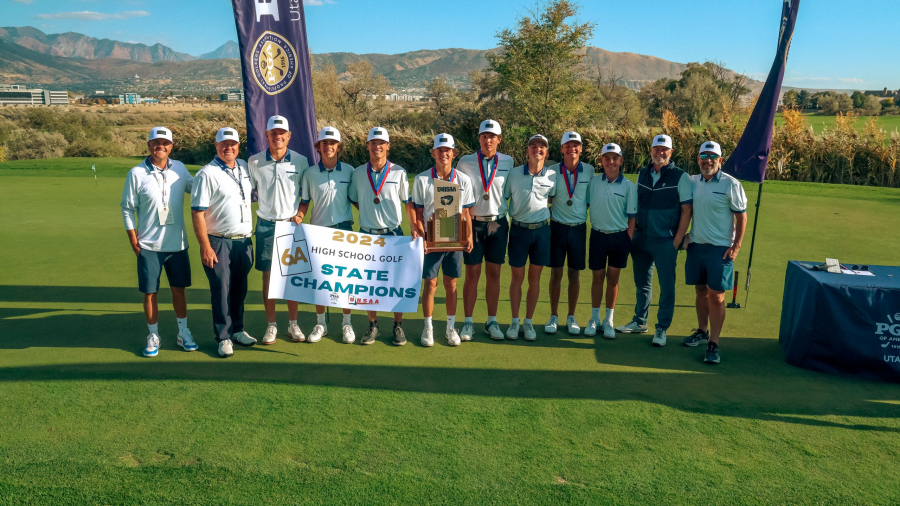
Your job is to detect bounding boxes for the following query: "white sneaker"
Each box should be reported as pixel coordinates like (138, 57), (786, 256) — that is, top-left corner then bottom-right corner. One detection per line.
(288, 322), (305, 342)
(616, 321), (649, 334)
(544, 315), (559, 334)
(421, 327), (435, 347)
(523, 322), (537, 341)
(460, 322), (475, 341)
(485, 321), (505, 340)
(143, 333), (160, 357)
(447, 327), (461, 346)
(652, 328), (667, 347)
(602, 320), (616, 340)
(566, 316), (581, 336)
(177, 328), (198, 351)
(584, 319), (600, 337)
(262, 326), (277, 345)
(342, 325), (356, 344)
(308, 324), (326, 343)
(218, 339), (234, 358)
(232, 331), (257, 347)
(506, 321), (520, 340)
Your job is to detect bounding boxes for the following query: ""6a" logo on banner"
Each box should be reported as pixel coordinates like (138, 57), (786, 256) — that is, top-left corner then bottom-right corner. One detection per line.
(281, 247), (308, 266)
(275, 234), (312, 277)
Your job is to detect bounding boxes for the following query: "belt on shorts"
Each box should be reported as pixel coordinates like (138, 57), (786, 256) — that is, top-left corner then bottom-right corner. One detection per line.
(209, 233), (252, 240)
(473, 215), (502, 222)
(362, 227), (394, 235)
(512, 220), (548, 230)
(591, 227), (627, 234)
(551, 219), (586, 227)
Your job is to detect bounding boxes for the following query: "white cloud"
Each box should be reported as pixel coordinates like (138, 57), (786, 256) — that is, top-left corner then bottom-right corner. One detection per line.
(837, 78), (864, 84)
(34, 10), (151, 21)
(304, 0), (336, 5)
(11, 0), (33, 4)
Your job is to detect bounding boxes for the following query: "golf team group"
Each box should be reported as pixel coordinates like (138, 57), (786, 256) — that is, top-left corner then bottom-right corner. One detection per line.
(121, 117), (747, 364)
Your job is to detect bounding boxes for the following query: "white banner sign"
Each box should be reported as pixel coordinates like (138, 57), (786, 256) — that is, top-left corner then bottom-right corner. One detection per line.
(267, 222), (424, 313)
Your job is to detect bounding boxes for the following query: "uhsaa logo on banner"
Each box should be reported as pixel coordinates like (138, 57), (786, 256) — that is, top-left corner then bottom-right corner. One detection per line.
(276, 234), (312, 277)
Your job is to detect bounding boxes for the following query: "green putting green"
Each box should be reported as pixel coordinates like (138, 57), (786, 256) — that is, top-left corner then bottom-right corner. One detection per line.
(1, 158), (898, 505)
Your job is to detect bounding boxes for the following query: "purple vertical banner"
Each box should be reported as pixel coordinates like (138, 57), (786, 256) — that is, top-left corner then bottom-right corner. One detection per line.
(231, 0), (318, 162)
(723, 0), (800, 183)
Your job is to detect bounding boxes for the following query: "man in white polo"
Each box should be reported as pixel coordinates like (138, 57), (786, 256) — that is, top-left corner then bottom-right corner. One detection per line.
(121, 126), (197, 357)
(503, 134), (557, 341)
(247, 115), (310, 346)
(412, 133), (475, 347)
(682, 141), (747, 364)
(191, 127), (258, 358)
(584, 143), (637, 339)
(455, 120), (515, 341)
(297, 126), (356, 344)
(546, 131), (592, 336)
(348, 127), (415, 346)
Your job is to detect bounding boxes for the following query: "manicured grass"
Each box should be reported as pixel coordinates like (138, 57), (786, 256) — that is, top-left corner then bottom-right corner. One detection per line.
(774, 112), (900, 134)
(1, 159), (899, 505)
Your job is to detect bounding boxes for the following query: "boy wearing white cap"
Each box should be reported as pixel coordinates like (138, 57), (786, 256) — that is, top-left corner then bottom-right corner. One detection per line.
(412, 134), (476, 347)
(247, 115), (310, 345)
(454, 119), (515, 341)
(584, 143), (637, 339)
(191, 127), (258, 358)
(617, 134), (693, 347)
(546, 131), (593, 336)
(348, 127), (415, 346)
(121, 127), (197, 357)
(297, 126), (357, 344)
(502, 134), (557, 341)
(682, 141), (747, 364)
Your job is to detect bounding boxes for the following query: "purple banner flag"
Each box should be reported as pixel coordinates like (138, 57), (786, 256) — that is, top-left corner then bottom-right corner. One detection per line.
(723, 0), (800, 183)
(231, 0), (318, 162)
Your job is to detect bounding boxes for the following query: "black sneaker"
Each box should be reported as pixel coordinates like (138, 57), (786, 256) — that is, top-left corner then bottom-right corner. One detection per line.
(392, 322), (406, 346)
(361, 322), (379, 345)
(683, 328), (710, 347)
(704, 342), (721, 364)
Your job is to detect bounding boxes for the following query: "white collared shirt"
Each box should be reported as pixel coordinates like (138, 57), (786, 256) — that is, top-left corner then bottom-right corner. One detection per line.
(549, 161), (592, 225)
(247, 149), (309, 221)
(455, 151), (515, 217)
(587, 173), (638, 232)
(301, 161), (355, 227)
(412, 166), (476, 223)
(121, 158), (193, 252)
(689, 170), (747, 247)
(348, 161), (410, 231)
(191, 157), (253, 237)
(503, 163), (557, 223)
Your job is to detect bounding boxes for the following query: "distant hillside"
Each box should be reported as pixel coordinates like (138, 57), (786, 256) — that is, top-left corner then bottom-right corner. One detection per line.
(0, 26), (195, 63)
(200, 41), (240, 60)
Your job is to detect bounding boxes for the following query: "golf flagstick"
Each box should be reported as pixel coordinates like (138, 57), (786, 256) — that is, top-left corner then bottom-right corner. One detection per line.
(92, 163), (97, 185)
(742, 182), (764, 308)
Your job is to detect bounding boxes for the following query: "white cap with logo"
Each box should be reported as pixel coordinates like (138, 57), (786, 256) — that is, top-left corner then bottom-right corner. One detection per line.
(528, 134), (549, 147)
(651, 134), (673, 149)
(317, 126), (341, 144)
(149, 126), (173, 143)
(479, 119), (502, 136)
(601, 143), (623, 157)
(699, 140), (722, 156)
(561, 131), (582, 145)
(367, 127), (390, 143)
(266, 115), (289, 132)
(216, 127), (240, 143)
(433, 133), (456, 150)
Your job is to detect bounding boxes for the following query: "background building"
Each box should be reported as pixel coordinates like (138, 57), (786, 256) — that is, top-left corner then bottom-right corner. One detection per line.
(0, 85), (69, 106)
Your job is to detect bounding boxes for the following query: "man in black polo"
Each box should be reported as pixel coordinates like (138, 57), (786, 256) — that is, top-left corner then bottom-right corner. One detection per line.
(616, 134), (693, 347)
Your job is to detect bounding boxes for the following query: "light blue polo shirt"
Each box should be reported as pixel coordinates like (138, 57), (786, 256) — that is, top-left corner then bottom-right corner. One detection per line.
(247, 149), (309, 221)
(587, 173), (638, 232)
(549, 161), (592, 225)
(348, 161), (410, 231)
(689, 170), (748, 247)
(301, 161), (354, 227)
(455, 151), (515, 218)
(503, 164), (557, 224)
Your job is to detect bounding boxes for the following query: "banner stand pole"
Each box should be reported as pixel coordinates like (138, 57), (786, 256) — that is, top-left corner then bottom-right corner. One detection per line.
(742, 182), (764, 308)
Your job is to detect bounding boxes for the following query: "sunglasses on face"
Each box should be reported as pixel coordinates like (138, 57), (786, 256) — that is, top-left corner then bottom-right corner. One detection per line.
(699, 154), (721, 160)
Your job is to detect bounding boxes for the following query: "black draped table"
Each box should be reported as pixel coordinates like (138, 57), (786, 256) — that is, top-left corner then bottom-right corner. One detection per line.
(779, 261), (900, 382)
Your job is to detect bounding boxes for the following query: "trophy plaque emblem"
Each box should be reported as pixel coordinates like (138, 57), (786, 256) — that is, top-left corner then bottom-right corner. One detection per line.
(426, 179), (469, 252)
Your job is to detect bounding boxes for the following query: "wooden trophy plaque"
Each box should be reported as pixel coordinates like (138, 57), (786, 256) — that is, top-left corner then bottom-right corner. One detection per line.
(426, 179), (469, 252)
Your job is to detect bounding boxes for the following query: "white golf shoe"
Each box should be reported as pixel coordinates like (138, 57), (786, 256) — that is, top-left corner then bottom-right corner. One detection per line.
(143, 333), (160, 357)
(460, 322), (475, 341)
(307, 324), (326, 343)
(486, 321), (505, 340)
(232, 331), (256, 347)
(288, 322), (305, 342)
(602, 320), (616, 340)
(506, 321), (520, 340)
(421, 327), (435, 347)
(262, 326), (278, 345)
(522, 322), (537, 341)
(544, 315), (559, 334)
(341, 325), (356, 344)
(218, 339), (234, 358)
(566, 316), (581, 335)
(583, 319), (600, 337)
(447, 327), (461, 346)
(177, 328), (198, 351)
(652, 328), (667, 347)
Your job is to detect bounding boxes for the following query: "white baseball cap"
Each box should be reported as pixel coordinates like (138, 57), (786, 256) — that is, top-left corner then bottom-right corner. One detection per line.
(216, 127), (240, 143)
(317, 126), (341, 144)
(266, 115), (289, 132)
(479, 119), (502, 136)
(367, 127), (389, 143)
(651, 134), (673, 149)
(601, 143), (623, 157)
(149, 126), (173, 143)
(699, 140), (722, 156)
(527, 134), (549, 147)
(561, 131), (582, 146)
(433, 133), (456, 150)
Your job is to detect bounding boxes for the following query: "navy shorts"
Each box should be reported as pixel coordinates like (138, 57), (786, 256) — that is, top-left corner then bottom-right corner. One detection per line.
(464, 217), (509, 266)
(423, 251), (463, 279)
(549, 220), (587, 270)
(685, 243), (734, 292)
(137, 249), (191, 294)
(508, 222), (551, 268)
(589, 229), (631, 270)
(327, 220), (354, 231)
(254, 217), (277, 272)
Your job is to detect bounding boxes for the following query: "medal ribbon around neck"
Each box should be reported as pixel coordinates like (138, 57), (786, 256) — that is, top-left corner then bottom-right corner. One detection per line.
(367, 160), (391, 199)
(432, 166), (456, 183)
(478, 151), (499, 195)
(562, 161), (580, 200)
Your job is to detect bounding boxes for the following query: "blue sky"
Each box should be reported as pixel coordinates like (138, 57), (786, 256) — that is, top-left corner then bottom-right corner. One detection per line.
(4, 0), (897, 90)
